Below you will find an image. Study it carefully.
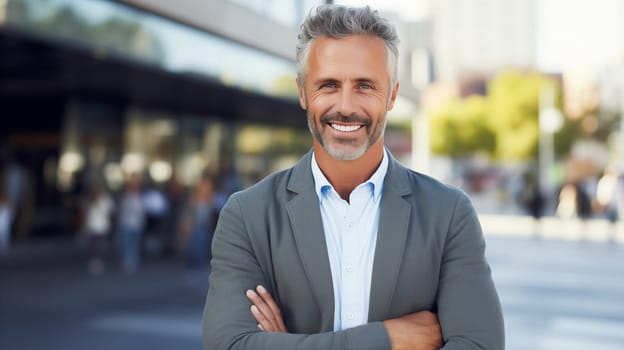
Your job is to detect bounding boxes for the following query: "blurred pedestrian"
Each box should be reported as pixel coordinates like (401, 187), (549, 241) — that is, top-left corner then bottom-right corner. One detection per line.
(142, 180), (169, 255)
(557, 179), (592, 239)
(595, 167), (621, 242)
(181, 175), (217, 270)
(0, 175), (11, 256)
(3, 154), (26, 238)
(518, 171), (545, 237)
(556, 182), (574, 219)
(161, 174), (185, 257)
(116, 174), (145, 273)
(576, 180), (593, 221)
(83, 185), (115, 275)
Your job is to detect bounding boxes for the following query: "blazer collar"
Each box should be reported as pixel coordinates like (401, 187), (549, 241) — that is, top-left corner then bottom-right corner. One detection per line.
(287, 148), (412, 197)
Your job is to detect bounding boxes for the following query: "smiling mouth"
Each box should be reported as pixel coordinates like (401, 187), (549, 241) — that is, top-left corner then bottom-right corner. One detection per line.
(330, 123), (363, 132)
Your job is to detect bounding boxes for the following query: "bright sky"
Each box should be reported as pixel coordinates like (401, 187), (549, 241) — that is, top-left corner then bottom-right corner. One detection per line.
(336, 0), (430, 21)
(55, 0), (624, 73)
(537, 0), (624, 72)
(337, 0), (624, 72)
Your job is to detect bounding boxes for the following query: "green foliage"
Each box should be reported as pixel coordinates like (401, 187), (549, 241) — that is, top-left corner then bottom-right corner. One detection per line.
(430, 95), (495, 157)
(429, 70), (566, 160)
(553, 117), (581, 156)
(487, 71), (549, 159)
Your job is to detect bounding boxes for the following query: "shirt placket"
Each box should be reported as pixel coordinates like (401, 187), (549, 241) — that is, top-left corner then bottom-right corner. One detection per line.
(341, 188), (365, 329)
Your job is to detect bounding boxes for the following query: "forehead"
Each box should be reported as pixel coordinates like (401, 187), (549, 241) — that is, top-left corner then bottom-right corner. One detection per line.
(306, 35), (389, 80)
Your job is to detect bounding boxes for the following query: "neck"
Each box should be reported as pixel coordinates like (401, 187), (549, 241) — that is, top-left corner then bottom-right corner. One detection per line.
(314, 140), (384, 200)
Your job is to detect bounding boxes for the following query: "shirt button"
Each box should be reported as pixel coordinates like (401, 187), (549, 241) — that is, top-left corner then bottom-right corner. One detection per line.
(346, 312), (354, 320)
(345, 264), (354, 273)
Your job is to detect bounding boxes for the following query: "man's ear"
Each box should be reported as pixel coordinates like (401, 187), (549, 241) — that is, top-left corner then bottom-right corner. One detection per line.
(387, 80), (400, 111)
(296, 78), (307, 110)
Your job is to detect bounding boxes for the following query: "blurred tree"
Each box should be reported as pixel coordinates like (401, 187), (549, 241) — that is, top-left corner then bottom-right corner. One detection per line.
(487, 71), (549, 159)
(429, 70), (572, 161)
(553, 116), (581, 156)
(430, 95), (495, 157)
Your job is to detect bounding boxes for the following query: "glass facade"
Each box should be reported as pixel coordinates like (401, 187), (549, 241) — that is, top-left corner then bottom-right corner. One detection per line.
(2, 0), (317, 237)
(5, 0), (299, 99)
(230, 0), (325, 27)
(58, 102), (311, 195)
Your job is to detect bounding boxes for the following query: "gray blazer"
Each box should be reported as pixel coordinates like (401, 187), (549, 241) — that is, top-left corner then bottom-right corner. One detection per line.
(203, 151), (504, 349)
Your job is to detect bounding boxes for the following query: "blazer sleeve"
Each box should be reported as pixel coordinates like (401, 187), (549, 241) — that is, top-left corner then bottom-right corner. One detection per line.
(202, 193), (391, 350)
(437, 192), (505, 349)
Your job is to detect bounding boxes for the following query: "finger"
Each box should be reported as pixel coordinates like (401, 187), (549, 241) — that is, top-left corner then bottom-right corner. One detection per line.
(251, 305), (276, 332)
(256, 286), (287, 333)
(246, 289), (279, 331)
(256, 285), (287, 332)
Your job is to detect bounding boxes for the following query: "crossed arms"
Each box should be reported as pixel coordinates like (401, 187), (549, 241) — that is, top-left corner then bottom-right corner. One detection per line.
(247, 284), (443, 350)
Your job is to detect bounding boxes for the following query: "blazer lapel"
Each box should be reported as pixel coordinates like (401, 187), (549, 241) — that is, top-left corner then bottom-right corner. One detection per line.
(286, 151), (335, 330)
(368, 154), (412, 322)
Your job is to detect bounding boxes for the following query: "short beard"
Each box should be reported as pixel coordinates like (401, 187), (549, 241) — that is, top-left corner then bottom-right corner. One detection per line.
(307, 111), (385, 161)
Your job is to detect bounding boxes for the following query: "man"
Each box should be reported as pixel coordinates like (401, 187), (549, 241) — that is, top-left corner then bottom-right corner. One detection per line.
(203, 5), (504, 350)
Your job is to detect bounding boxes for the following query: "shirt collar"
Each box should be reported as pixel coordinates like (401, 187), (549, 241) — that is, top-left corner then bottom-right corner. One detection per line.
(311, 149), (388, 203)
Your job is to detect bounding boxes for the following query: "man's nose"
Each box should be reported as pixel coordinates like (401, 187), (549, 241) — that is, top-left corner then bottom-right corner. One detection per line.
(335, 89), (357, 117)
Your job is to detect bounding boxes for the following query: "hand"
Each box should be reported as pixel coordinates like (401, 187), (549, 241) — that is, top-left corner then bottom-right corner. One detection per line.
(246, 285), (288, 333)
(383, 311), (442, 350)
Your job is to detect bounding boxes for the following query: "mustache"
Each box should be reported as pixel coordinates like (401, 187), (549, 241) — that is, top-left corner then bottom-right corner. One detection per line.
(320, 113), (371, 126)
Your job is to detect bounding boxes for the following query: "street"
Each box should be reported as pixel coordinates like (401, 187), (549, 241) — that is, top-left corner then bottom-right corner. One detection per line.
(488, 235), (624, 350)
(1, 227), (623, 349)
(0, 241), (207, 350)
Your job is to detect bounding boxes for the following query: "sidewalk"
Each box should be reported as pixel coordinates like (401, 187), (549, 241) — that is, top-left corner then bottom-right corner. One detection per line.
(0, 239), (207, 350)
(479, 214), (623, 243)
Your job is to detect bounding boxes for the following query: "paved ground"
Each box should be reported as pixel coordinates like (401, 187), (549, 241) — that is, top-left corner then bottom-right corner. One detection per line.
(487, 235), (624, 350)
(1, 216), (623, 350)
(0, 241), (207, 350)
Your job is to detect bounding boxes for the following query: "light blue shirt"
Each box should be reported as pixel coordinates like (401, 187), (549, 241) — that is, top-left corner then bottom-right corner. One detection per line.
(311, 150), (388, 331)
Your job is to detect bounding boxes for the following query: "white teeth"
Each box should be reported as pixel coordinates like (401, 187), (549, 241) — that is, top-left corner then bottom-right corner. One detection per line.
(331, 124), (362, 132)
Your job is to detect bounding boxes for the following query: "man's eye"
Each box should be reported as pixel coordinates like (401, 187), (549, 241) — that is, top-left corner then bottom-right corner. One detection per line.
(321, 83), (336, 89)
(358, 83), (372, 89)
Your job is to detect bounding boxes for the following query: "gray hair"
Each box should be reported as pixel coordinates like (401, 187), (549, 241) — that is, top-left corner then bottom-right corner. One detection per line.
(296, 5), (399, 85)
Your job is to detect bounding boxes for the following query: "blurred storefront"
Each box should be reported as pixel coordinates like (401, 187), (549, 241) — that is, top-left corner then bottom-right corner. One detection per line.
(0, 0), (319, 238)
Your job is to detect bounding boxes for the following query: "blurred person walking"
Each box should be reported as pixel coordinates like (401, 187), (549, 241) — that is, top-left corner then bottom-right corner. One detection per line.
(2, 153), (27, 239)
(595, 167), (621, 242)
(0, 175), (11, 256)
(83, 185), (115, 275)
(576, 179), (593, 238)
(557, 179), (592, 239)
(518, 171), (545, 237)
(181, 175), (217, 271)
(116, 174), (145, 273)
(161, 174), (185, 257)
(142, 180), (169, 255)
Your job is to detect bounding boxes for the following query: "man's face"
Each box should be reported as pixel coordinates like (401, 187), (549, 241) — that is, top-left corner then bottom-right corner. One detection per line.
(297, 35), (399, 161)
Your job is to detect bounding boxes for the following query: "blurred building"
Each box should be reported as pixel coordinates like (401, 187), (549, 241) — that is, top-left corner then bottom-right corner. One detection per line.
(0, 0), (324, 238)
(432, 0), (536, 82)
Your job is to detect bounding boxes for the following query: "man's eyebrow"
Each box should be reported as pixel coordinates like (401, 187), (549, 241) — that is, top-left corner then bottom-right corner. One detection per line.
(313, 78), (340, 85)
(313, 77), (379, 85)
(354, 78), (378, 84)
